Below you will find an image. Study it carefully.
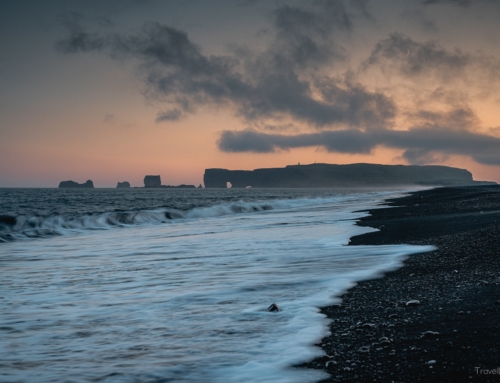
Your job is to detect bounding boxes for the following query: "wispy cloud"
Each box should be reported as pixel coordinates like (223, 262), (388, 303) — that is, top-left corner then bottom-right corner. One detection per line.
(364, 32), (471, 80)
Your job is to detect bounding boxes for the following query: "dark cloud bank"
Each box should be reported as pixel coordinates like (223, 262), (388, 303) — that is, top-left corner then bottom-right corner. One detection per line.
(57, 2), (390, 128)
(218, 127), (500, 165)
(56, 0), (500, 166)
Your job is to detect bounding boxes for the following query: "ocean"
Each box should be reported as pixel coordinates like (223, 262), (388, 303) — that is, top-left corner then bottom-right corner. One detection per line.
(0, 188), (433, 383)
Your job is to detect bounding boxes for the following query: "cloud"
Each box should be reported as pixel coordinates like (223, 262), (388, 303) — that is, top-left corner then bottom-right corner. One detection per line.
(400, 8), (438, 32)
(365, 32), (471, 79)
(422, 0), (500, 6)
(270, 1), (352, 69)
(364, 32), (500, 90)
(156, 108), (182, 122)
(55, 3), (500, 169)
(218, 130), (276, 153)
(218, 129), (373, 154)
(55, 13), (105, 53)
(56, 3), (391, 128)
(103, 113), (116, 124)
(259, 123), (298, 133)
(410, 105), (479, 131)
(218, 126), (500, 165)
(422, 0), (473, 6)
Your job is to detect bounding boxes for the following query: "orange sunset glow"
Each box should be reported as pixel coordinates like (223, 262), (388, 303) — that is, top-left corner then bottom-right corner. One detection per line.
(1, 0), (500, 187)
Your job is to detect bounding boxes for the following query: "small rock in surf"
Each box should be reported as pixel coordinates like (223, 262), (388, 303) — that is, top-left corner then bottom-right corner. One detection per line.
(267, 303), (281, 312)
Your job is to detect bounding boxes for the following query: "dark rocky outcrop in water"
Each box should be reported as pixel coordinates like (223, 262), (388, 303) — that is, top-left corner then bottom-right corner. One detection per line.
(116, 182), (131, 188)
(203, 163), (488, 188)
(143, 175), (195, 188)
(58, 180), (94, 188)
(161, 184), (196, 189)
(144, 175), (161, 188)
(267, 303), (281, 312)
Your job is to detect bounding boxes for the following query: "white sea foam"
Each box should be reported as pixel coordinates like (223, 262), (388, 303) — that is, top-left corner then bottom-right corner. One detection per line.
(2, 196), (365, 242)
(0, 190), (434, 382)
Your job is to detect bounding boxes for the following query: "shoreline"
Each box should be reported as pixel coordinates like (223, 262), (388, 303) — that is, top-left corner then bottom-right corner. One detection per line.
(302, 185), (500, 382)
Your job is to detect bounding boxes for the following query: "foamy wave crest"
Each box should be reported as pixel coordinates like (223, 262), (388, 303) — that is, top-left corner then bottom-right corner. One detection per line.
(0, 197), (335, 243)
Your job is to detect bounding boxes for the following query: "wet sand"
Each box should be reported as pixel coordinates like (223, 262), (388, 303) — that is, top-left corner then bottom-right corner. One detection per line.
(302, 185), (500, 382)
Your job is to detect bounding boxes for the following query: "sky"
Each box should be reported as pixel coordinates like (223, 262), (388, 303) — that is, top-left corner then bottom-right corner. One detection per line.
(1, 0), (500, 187)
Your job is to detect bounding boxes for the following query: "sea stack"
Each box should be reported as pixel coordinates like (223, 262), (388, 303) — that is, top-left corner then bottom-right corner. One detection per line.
(144, 175), (161, 188)
(116, 182), (131, 188)
(58, 180), (94, 188)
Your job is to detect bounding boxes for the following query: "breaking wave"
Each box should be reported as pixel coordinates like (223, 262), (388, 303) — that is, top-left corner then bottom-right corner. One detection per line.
(0, 197), (336, 243)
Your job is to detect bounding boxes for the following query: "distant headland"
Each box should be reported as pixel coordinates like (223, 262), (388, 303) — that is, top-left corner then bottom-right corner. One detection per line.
(204, 163), (495, 188)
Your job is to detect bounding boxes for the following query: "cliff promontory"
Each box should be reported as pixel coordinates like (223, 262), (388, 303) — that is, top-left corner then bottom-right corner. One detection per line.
(203, 163), (481, 188)
(58, 180), (94, 188)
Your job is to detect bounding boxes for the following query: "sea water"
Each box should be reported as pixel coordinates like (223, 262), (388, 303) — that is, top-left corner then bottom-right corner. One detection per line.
(0, 188), (433, 382)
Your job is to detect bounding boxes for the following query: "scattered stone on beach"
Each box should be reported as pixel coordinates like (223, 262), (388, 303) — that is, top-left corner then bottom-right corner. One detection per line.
(422, 331), (440, 338)
(316, 355), (335, 363)
(378, 337), (391, 347)
(301, 186), (500, 382)
(267, 303), (280, 312)
(325, 360), (337, 368)
(406, 300), (421, 307)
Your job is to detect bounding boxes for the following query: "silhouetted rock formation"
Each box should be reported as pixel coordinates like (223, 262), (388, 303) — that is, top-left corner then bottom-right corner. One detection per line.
(144, 175), (161, 188)
(204, 163), (481, 188)
(58, 180), (94, 189)
(267, 303), (281, 312)
(143, 175), (196, 188)
(159, 184), (196, 188)
(198, 184), (203, 188)
(116, 182), (130, 188)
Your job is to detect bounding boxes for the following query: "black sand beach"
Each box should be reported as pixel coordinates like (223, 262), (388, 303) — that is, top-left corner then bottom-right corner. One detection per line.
(303, 185), (500, 382)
